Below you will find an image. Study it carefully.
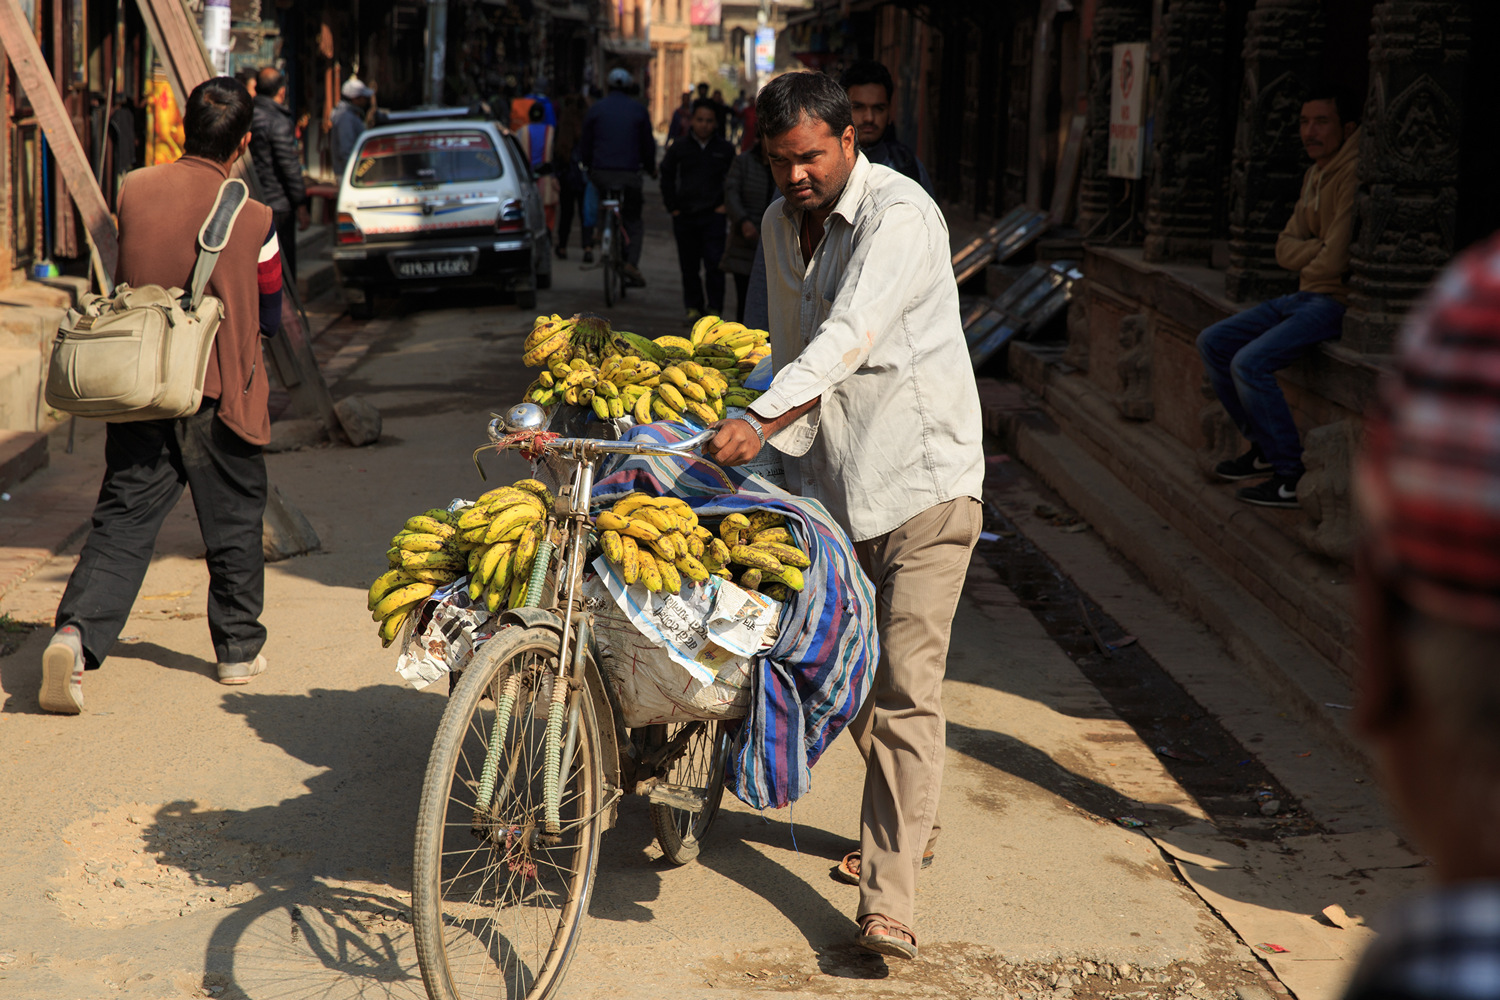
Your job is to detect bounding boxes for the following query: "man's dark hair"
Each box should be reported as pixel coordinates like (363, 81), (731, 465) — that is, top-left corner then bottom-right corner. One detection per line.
(840, 60), (895, 101)
(696, 82), (709, 97)
(256, 67), (286, 100)
(1305, 85), (1361, 126)
(182, 76), (254, 162)
(755, 71), (854, 142)
(691, 98), (719, 117)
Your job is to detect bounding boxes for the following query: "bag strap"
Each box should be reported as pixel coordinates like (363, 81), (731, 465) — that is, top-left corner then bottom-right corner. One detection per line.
(187, 178), (251, 311)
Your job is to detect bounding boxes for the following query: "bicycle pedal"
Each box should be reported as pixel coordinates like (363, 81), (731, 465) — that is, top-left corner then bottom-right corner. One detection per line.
(644, 781), (707, 813)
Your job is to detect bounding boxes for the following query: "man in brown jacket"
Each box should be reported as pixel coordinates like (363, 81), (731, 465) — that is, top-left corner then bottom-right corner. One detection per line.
(39, 77), (283, 715)
(1197, 91), (1360, 508)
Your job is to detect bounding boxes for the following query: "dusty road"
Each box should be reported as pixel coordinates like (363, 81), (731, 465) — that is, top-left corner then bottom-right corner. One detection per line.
(0, 190), (1420, 1000)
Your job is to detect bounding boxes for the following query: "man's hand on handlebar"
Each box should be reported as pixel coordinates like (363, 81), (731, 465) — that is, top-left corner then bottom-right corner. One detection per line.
(706, 419), (762, 467)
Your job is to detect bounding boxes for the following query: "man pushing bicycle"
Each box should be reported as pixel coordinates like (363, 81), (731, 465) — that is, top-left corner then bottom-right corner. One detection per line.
(707, 71), (984, 960)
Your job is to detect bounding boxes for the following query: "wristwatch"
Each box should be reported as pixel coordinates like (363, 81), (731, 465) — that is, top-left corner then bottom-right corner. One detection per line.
(740, 413), (766, 448)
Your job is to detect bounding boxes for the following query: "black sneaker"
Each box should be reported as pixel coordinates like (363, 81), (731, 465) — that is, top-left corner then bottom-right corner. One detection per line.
(1215, 447), (1272, 481)
(1237, 474), (1301, 509)
(582, 248), (594, 264)
(555, 245), (568, 260)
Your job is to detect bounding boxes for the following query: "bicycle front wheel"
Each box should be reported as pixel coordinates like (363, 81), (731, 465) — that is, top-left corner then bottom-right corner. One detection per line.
(413, 626), (604, 1000)
(646, 720), (732, 865)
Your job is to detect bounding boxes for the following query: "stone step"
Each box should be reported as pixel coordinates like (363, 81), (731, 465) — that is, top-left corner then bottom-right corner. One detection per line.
(297, 258), (339, 303)
(297, 222), (333, 258)
(0, 428), (47, 493)
(0, 347), (45, 432)
(0, 304), (63, 351)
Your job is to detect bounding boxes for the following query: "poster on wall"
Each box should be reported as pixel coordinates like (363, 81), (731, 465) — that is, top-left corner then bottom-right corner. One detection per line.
(690, 0), (721, 27)
(1108, 42), (1147, 180)
(754, 26), (775, 78)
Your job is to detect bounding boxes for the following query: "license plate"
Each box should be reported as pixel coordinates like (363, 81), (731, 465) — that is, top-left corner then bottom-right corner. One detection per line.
(397, 255), (473, 278)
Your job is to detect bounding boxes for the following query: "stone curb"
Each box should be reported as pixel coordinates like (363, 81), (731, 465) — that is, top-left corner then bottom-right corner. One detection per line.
(980, 378), (1372, 772)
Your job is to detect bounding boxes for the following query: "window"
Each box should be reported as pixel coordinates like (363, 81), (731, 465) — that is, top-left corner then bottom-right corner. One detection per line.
(351, 130), (504, 188)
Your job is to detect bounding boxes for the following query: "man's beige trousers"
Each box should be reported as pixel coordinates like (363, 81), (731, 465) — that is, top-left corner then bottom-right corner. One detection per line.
(850, 496), (982, 929)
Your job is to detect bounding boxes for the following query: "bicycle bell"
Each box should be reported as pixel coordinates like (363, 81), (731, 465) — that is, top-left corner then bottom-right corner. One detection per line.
(502, 401), (547, 434)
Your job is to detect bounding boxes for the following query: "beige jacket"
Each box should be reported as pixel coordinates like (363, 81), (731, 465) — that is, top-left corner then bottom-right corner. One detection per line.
(1275, 127), (1361, 303)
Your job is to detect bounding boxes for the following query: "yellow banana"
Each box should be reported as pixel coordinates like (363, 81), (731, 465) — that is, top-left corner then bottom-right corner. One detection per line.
(739, 567), (763, 591)
(409, 567), (460, 585)
(484, 506), (542, 545)
(679, 380), (707, 403)
(368, 568), (415, 611)
(373, 581), (437, 620)
(690, 314), (722, 345)
(395, 532), (448, 553)
(633, 390), (654, 424)
(752, 541), (811, 569)
(379, 608), (411, 646)
(705, 537), (731, 571)
(401, 549), (465, 571)
(404, 515), (455, 537)
(637, 550), (664, 592)
(592, 395), (611, 420)
(600, 529), (624, 564)
(748, 511), (787, 533)
(751, 526), (793, 546)
(621, 536), (640, 585)
(612, 492), (654, 516)
(676, 554), (709, 583)
(685, 533), (705, 559)
(477, 540), (513, 587)
(730, 544), (783, 573)
(762, 582), (791, 602)
(764, 566), (805, 591)
(633, 507), (678, 533)
(684, 400), (718, 426)
(658, 557), (682, 594)
(648, 534), (680, 562)
(651, 399), (684, 423)
(522, 330), (570, 367)
(656, 382), (687, 411)
(512, 479), (556, 509)
(663, 366), (690, 389)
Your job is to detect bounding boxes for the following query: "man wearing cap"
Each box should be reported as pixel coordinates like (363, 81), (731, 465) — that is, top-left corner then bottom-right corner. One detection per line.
(330, 77), (373, 181)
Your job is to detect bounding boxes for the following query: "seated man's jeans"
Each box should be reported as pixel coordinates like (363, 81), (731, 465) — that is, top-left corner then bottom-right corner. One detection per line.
(1196, 291), (1346, 478)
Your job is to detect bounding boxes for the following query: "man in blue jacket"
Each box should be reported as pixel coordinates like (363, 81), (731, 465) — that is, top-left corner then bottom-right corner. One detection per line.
(578, 68), (657, 286)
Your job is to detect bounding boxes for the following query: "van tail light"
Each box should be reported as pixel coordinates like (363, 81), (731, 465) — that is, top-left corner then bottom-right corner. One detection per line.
(496, 198), (526, 234)
(337, 212), (364, 245)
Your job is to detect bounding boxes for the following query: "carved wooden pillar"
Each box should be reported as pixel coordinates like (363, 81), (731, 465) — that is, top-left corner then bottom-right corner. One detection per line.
(1224, 0), (1324, 303)
(1343, 1), (1472, 354)
(1077, 0), (1150, 237)
(1143, 0), (1227, 263)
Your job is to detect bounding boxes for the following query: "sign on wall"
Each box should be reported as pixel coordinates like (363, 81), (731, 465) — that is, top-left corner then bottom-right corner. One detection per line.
(1108, 42), (1147, 180)
(690, 1), (721, 27)
(754, 26), (775, 78)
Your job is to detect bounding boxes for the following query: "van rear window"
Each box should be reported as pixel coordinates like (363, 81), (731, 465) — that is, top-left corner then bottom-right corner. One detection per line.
(352, 130), (503, 187)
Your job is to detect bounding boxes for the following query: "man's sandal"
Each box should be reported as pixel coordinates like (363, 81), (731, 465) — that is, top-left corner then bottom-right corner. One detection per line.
(856, 913), (918, 960)
(833, 849), (934, 886)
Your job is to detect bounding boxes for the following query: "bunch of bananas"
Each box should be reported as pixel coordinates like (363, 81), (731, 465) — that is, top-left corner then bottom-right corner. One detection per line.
(453, 479), (556, 613)
(712, 510), (810, 601)
(594, 493), (718, 593)
(368, 508), (466, 646)
(520, 312), (769, 421)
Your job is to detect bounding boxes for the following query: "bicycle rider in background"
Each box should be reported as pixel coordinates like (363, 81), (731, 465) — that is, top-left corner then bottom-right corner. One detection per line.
(578, 67), (657, 288)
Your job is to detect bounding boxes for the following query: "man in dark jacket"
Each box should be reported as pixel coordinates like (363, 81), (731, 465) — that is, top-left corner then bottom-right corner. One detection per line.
(578, 68), (657, 285)
(39, 77), (282, 714)
(250, 67), (308, 277)
(660, 99), (736, 320)
(841, 60), (934, 197)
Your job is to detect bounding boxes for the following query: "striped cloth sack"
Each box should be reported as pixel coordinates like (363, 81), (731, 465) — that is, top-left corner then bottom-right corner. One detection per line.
(592, 422), (878, 810)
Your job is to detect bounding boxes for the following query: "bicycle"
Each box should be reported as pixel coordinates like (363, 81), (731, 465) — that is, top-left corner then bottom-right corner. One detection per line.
(411, 404), (735, 1000)
(598, 187), (629, 308)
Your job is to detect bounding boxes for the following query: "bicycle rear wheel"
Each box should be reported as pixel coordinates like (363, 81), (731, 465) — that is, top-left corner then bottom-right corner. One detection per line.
(646, 720), (732, 865)
(413, 627), (604, 1000)
(601, 219), (617, 307)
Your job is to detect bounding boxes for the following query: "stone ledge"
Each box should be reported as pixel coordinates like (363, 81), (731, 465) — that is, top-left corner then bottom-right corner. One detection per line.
(0, 430), (47, 493)
(980, 373), (1368, 771)
(1005, 341), (1357, 679)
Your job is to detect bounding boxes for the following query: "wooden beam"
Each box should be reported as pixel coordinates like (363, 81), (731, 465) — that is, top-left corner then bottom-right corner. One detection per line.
(0, 0), (118, 281)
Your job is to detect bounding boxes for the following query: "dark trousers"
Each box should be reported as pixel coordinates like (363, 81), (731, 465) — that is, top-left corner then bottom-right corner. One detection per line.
(672, 210), (727, 313)
(55, 403), (269, 669)
(273, 210), (297, 280)
(1196, 292), (1345, 477)
(732, 272), (750, 323)
(556, 167), (589, 251)
(589, 169), (644, 266)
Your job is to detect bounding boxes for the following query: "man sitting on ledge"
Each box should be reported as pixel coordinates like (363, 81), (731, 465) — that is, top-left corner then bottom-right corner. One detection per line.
(1197, 90), (1360, 508)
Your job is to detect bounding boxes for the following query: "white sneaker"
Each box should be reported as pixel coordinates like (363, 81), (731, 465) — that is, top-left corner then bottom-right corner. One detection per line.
(39, 627), (85, 714)
(217, 653), (268, 685)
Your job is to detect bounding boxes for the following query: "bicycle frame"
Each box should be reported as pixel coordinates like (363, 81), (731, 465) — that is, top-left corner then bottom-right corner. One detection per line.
(478, 421), (725, 831)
